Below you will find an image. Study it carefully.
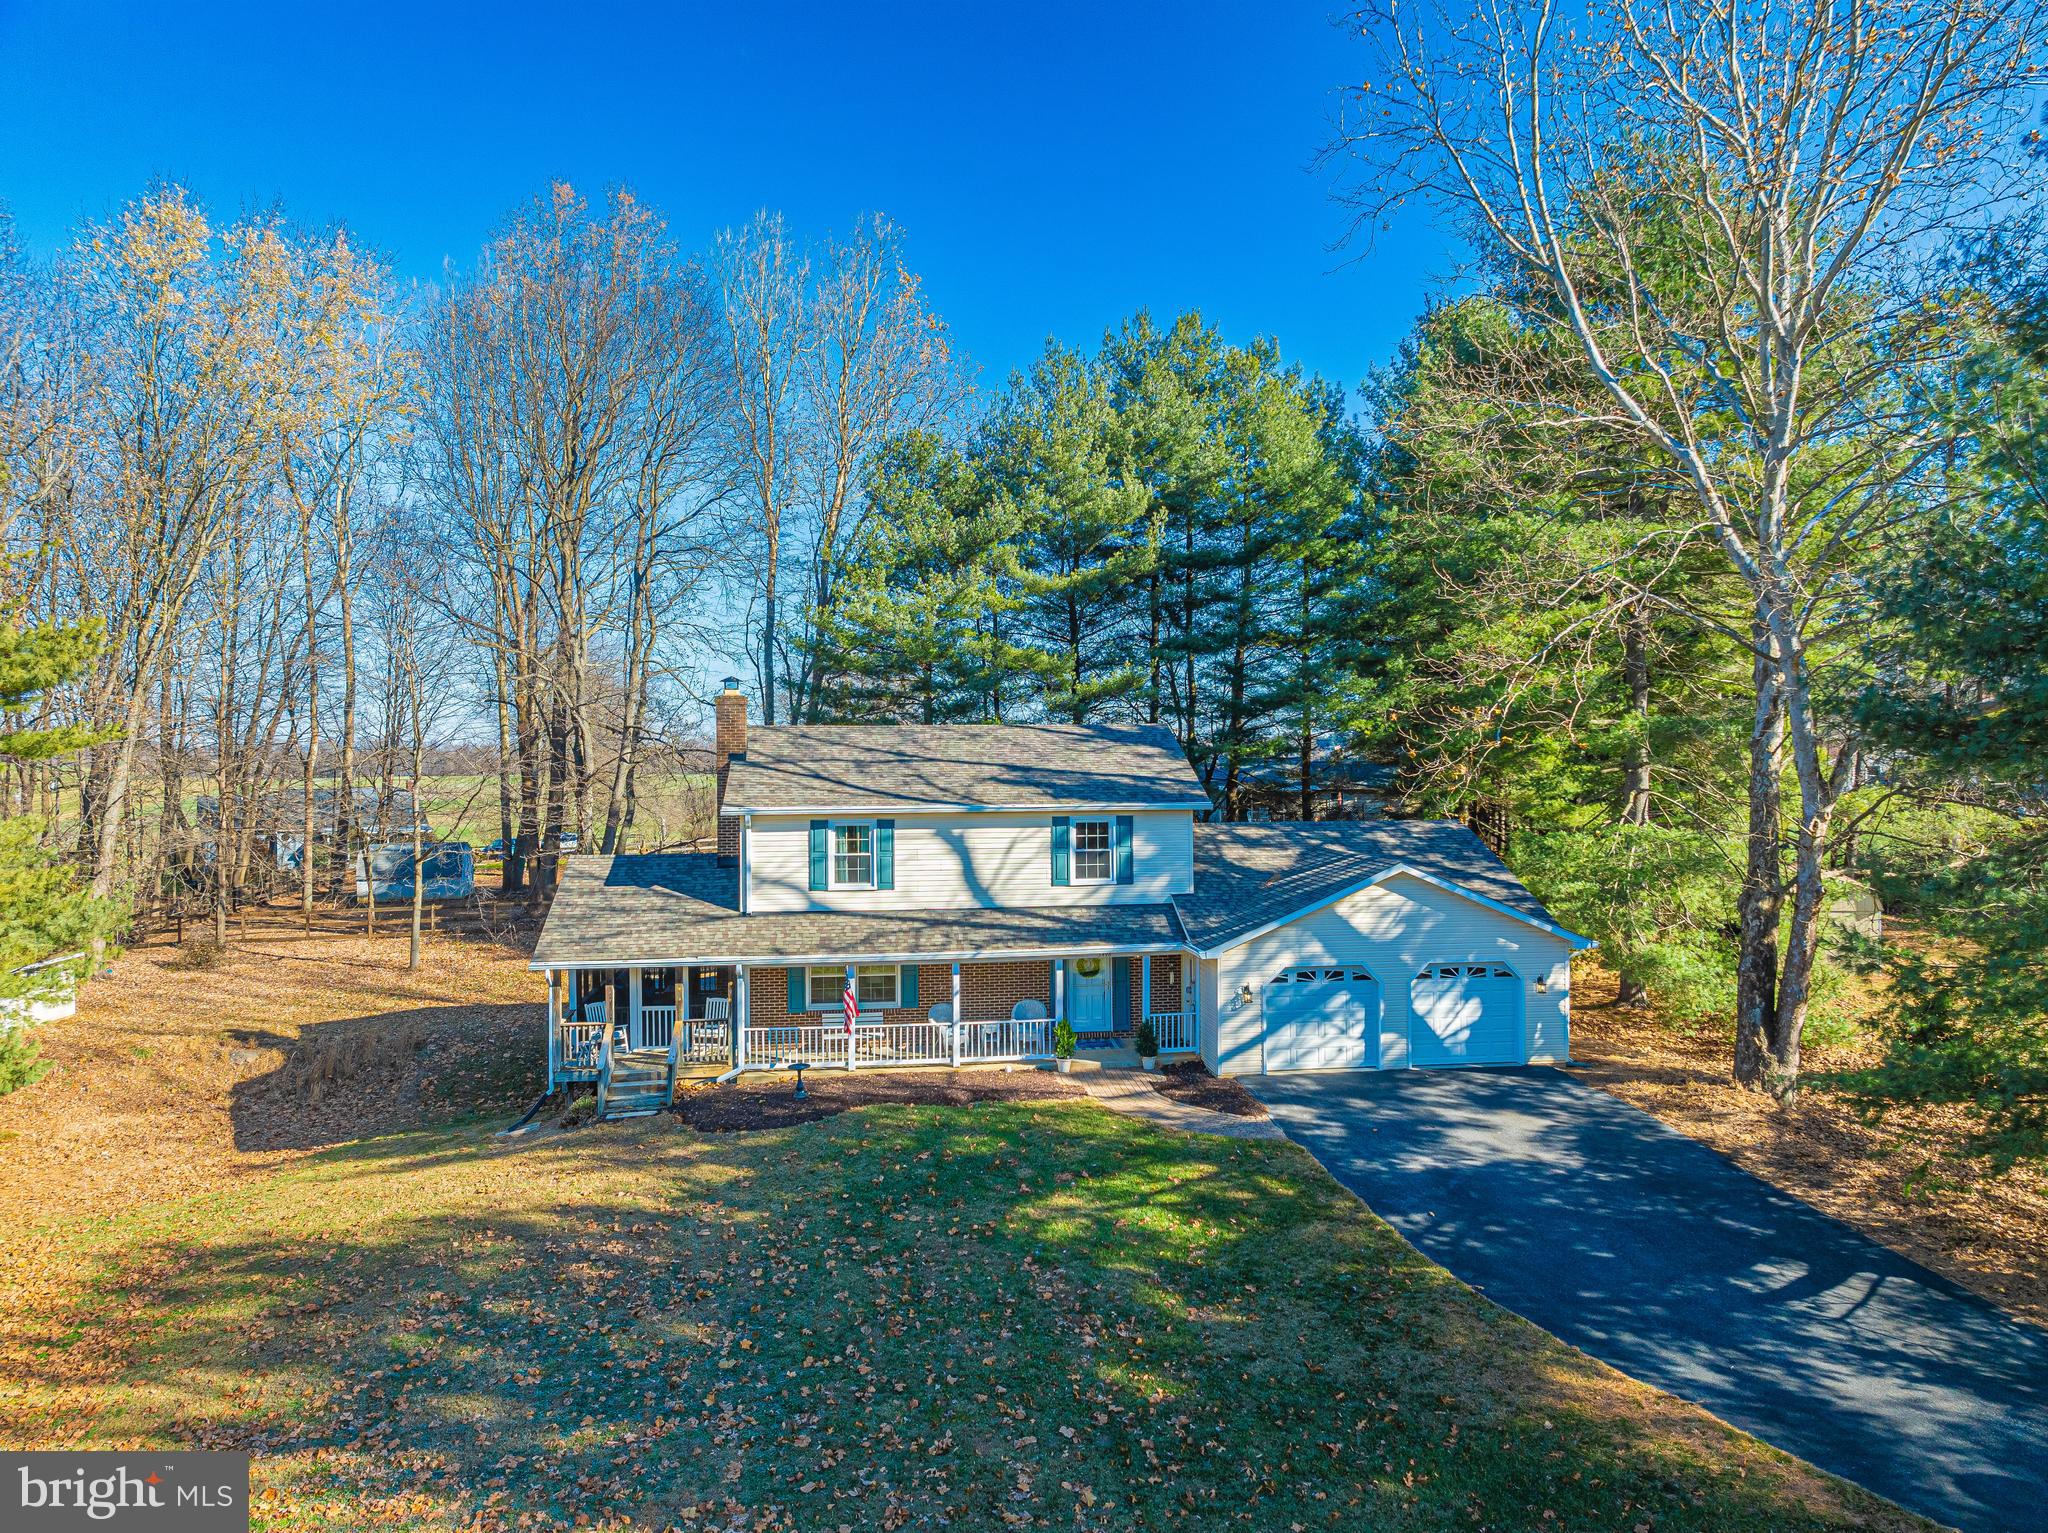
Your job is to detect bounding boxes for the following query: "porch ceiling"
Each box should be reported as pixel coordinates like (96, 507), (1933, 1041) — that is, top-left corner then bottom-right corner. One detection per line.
(531, 852), (1186, 971)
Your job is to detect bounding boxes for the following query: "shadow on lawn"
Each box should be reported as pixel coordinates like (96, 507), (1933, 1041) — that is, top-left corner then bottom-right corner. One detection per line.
(6, 1102), (1918, 1533)
(226, 1002), (546, 1153)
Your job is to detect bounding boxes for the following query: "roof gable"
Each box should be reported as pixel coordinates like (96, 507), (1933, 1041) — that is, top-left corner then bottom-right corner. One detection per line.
(1174, 820), (1589, 953)
(719, 722), (1208, 814)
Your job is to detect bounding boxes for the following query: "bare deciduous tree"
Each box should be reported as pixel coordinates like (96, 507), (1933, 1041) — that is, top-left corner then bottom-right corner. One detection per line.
(1332, 0), (2048, 1094)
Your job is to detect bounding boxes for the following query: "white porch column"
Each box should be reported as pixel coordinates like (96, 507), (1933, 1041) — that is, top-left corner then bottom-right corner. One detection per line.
(545, 968), (559, 1088)
(1052, 958), (1065, 1021)
(628, 966), (644, 1049)
(1140, 953), (1152, 1020)
(735, 965), (750, 1069)
(951, 961), (962, 1067)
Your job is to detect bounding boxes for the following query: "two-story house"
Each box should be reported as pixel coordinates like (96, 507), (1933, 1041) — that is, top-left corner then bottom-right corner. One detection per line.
(532, 681), (1591, 1114)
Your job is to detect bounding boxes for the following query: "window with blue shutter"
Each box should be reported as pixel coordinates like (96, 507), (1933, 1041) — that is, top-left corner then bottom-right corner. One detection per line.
(875, 819), (895, 890)
(1050, 816), (1070, 886)
(786, 967), (807, 1013)
(808, 821), (828, 892)
(1113, 815), (1134, 884)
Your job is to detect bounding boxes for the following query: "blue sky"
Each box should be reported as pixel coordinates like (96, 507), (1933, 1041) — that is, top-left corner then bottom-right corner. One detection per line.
(0, 0), (1454, 398)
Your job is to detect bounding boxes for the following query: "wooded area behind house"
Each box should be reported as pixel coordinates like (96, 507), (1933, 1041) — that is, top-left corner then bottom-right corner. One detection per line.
(0, 0), (2043, 1151)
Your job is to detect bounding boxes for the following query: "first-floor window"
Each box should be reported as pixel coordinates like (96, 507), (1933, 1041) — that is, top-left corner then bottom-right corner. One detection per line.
(807, 964), (900, 1010)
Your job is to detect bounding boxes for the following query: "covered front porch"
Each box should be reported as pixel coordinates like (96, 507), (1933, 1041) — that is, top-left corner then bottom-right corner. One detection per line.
(544, 950), (1200, 1091)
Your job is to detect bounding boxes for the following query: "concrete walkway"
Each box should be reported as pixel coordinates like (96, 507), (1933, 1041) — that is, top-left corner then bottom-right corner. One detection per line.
(1246, 1066), (2048, 1533)
(1079, 1073), (1285, 1141)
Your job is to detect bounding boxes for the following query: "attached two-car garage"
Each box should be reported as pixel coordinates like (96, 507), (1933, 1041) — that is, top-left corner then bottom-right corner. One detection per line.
(1255, 960), (1526, 1072)
(1196, 863), (1590, 1077)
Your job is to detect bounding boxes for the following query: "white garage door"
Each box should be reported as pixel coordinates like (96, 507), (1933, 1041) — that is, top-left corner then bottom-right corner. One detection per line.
(1410, 963), (1525, 1067)
(1263, 966), (1380, 1072)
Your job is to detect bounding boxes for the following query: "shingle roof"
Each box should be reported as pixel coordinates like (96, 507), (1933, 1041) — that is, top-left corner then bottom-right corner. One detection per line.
(1175, 820), (1578, 952)
(719, 722), (1209, 814)
(530, 853), (1184, 968)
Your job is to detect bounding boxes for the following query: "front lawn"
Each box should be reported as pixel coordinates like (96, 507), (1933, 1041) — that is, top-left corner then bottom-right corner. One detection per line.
(1, 1101), (1925, 1532)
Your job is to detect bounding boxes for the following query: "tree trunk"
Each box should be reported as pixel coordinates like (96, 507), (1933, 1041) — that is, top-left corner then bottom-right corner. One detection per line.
(492, 646), (517, 891)
(1733, 624), (1785, 1087)
(333, 514), (358, 901)
(1616, 600), (1654, 1007)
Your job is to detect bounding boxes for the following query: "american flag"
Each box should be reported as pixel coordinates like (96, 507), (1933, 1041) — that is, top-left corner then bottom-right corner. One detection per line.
(842, 975), (858, 1034)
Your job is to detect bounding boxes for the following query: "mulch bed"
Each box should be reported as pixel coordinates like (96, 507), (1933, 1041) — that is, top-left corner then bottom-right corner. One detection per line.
(1151, 1060), (1269, 1119)
(669, 1066), (1083, 1131)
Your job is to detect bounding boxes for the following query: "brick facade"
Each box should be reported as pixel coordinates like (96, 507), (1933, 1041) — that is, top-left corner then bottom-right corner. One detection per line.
(714, 683), (746, 863)
(750, 960), (1053, 1028)
(1128, 952), (1184, 1026)
(744, 957), (1190, 1034)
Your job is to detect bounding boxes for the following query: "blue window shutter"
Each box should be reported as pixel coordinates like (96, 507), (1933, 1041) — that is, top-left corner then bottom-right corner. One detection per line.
(787, 967), (807, 1013)
(901, 965), (918, 1009)
(875, 819), (895, 890)
(1114, 815), (1134, 884)
(1051, 817), (1070, 886)
(1112, 957), (1131, 1027)
(809, 821), (828, 891)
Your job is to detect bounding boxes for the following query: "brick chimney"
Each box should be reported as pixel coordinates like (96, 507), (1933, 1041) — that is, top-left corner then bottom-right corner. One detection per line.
(715, 677), (746, 863)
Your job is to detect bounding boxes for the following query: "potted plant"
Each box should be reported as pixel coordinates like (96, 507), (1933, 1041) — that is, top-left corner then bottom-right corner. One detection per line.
(1135, 1018), (1159, 1071)
(1053, 1017), (1077, 1073)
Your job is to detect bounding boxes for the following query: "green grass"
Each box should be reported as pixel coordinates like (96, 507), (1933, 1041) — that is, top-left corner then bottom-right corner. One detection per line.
(3, 1104), (1923, 1532)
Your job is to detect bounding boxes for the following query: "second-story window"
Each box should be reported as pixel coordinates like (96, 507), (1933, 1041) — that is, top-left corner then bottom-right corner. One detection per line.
(1071, 818), (1113, 883)
(832, 822), (874, 888)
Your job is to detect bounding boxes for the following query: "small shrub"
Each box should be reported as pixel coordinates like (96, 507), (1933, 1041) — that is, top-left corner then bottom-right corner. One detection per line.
(1134, 1018), (1159, 1058)
(277, 1022), (427, 1106)
(0, 1026), (49, 1095)
(1052, 1018), (1077, 1059)
(167, 938), (229, 972)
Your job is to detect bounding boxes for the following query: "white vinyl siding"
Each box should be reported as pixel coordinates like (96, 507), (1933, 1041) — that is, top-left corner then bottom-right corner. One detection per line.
(747, 809), (1194, 911)
(1207, 873), (1572, 1076)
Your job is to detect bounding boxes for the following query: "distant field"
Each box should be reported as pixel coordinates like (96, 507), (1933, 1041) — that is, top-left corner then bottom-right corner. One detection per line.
(23, 770), (717, 874)
(402, 771), (716, 853)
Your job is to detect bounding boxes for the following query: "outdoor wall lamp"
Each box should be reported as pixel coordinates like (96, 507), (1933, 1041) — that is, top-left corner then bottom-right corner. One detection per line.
(1535, 976), (1549, 994)
(1237, 983), (1254, 1006)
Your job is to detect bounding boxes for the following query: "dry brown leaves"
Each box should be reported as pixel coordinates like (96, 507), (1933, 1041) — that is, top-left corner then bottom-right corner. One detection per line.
(0, 930), (546, 1227)
(1570, 963), (2048, 1329)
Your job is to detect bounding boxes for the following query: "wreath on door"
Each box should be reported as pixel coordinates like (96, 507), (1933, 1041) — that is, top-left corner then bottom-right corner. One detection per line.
(1073, 957), (1103, 978)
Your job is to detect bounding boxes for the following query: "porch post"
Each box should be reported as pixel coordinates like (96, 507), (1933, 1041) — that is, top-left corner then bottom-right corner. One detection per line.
(1140, 953), (1152, 1021)
(735, 965), (750, 1069)
(603, 975), (616, 1049)
(1052, 958), (1065, 1021)
(545, 968), (559, 1089)
(845, 962), (857, 1071)
(951, 961), (962, 1068)
(629, 966), (643, 1049)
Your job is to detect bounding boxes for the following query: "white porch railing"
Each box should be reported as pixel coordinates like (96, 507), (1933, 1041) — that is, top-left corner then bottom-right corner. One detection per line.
(639, 1004), (676, 1049)
(740, 1015), (1055, 1072)
(959, 1016), (1055, 1064)
(674, 1018), (731, 1064)
(1147, 1010), (1198, 1053)
(559, 1018), (605, 1075)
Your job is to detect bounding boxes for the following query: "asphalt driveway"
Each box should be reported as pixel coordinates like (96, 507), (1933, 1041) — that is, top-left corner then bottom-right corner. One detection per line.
(1245, 1067), (2048, 1533)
